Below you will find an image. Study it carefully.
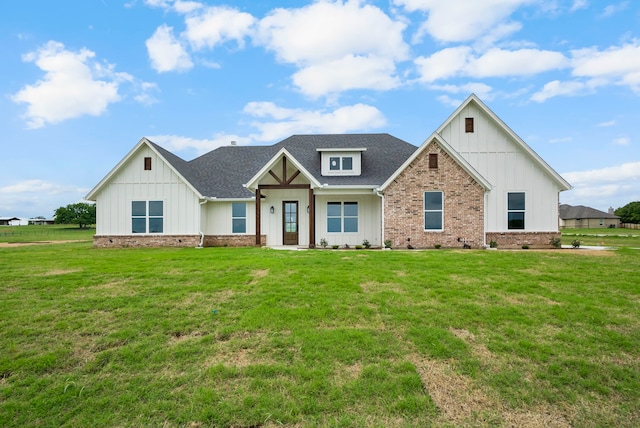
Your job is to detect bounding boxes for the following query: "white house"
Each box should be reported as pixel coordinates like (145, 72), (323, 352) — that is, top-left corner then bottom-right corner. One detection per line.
(86, 94), (571, 249)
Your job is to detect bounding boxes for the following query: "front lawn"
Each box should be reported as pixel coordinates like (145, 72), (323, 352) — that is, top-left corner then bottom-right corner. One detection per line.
(1, 243), (638, 426)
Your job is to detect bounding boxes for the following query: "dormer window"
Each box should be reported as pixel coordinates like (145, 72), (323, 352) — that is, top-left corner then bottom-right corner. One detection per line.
(318, 148), (364, 176)
(330, 156), (353, 171)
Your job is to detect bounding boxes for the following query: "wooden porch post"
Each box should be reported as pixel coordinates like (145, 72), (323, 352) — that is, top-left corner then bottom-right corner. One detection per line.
(308, 187), (315, 248)
(255, 188), (261, 246)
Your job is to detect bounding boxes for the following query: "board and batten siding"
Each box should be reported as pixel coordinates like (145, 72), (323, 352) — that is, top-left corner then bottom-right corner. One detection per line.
(314, 193), (381, 247)
(439, 102), (563, 232)
(95, 146), (200, 235)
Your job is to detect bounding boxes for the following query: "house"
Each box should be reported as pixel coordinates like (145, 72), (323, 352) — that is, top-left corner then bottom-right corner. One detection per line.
(86, 94), (571, 249)
(559, 204), (620, 229)
(28, 218), (55, 225)
(0, 217), (21, 226)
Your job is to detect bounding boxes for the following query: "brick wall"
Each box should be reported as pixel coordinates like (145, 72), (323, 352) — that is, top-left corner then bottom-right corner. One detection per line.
(384, 141), (486, 249)
(94, 234), (266, 248)
(485, 232), (560, 249)
(203, 235), (266, 247)
(94, 235), (200, 248)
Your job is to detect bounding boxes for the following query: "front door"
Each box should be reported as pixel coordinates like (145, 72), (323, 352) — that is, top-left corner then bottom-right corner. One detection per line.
(283, 201), (298, 245)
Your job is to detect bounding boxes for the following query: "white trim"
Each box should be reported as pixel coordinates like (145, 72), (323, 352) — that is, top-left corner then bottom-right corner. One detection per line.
(423, 191), (444, 232)
(379, 133), (492, 192)
(316, 148), (367, 152)
(244, 148), (322, 191)
(436, 94), (571, 191)
(86, 137), (203, 201)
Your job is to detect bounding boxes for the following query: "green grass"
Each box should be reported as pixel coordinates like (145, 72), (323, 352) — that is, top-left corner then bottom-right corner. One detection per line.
(0, 224), (95, 243)
(561, 227), (640, 247)
(1, 243), (639, 427)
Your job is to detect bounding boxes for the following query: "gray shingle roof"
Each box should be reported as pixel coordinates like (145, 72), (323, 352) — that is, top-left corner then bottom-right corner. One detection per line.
(152, 134), (417, 198)
(559, 204), (620, 220)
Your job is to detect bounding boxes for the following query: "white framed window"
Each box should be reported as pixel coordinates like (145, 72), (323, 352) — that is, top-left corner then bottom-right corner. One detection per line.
(327, 202), (358, 233)
(329, 156), (353, 171)
(507, 192), (525, 229)
(424, 191), (443, 231)
(132, 200), (163, 233)
(232, 202), (246, 233)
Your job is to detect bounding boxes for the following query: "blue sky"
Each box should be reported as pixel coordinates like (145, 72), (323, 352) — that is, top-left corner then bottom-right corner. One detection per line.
(1, 0), (639, 218)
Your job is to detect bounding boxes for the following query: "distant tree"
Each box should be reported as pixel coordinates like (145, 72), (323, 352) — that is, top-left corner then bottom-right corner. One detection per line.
(54, 202), (96, 228)
(615, 201), (640, 224)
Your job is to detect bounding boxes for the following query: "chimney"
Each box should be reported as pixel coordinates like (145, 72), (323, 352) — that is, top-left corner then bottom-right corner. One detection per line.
(230, 140), (237, 146)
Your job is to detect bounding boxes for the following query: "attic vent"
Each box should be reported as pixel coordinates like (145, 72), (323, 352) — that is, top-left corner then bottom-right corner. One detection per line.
(465, 117), (474, 133)
(429, 153), (438, 169)
(144, 157), (152, 170)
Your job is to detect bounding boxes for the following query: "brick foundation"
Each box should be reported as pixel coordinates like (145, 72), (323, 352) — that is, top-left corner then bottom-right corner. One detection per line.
(94, 234), (266, 248)
(384, 141), (486, 249)
(485, 232), (560, 249)
(202, 235), (266, 247)
(94, 235), (200, 248)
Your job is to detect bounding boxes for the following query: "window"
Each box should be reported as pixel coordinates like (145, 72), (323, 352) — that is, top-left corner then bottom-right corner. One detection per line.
(429, 153), (438, 169)
(424, 191), (443, 230)
(465, 117), (474, 133)
(329, 157), (340, 171)
(132, 200), (163, 233)
(144, 157), (152, 170)
(327, 202), (358, 233)
(342, 157), (353, 170)
(507, 192), (525, 229)
(329, 156), (353, 171)
(232, 202), (246, 233)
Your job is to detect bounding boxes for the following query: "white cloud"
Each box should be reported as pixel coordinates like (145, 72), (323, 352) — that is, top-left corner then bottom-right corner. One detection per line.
(571, 41), (640, 93)
(415, 47), (567, 83)
(11, 41), (122, 128)
(147, 134), (249, 156)
(431, 82), (494, 100)
(183, 6), (255, 50)
(613, 136), (630, 146)
(530, 79), (592, 102)
(561, 161), (640, 210)
(0, 179), (89, 218)
(255, 0), (408, 96)
(394, 0), (534, 43)
(549, 137), (572, 144)
(243, 102), (387, 142)
(146, 24), (193, 72)
(600, 1), (629, 18)
(292, 55), (401, 98)
(597, 120), (616, 127)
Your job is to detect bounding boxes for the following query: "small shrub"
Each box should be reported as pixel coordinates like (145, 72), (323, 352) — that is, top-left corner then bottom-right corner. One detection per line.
(362, 239), (371, 249)
(319, 238), (328, 248)
(344, 243), (350, 249)
(384, 239), (392, 249)
(521, 244), (529, 249)
(489, 240), (498, 248)
(355, 245), (363, 249)
(434, 244), (442, 249)
(332, 245), (339, 249)
(549, 237), (562, 248)
(571, 239), (581, 248)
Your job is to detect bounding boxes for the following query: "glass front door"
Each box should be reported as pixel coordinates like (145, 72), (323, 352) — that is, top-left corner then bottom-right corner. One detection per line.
(283, 201), (298, 245)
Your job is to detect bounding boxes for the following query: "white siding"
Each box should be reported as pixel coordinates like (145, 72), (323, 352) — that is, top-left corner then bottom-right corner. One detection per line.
(315, 193), (381, 247)
(94, 146), (200, 235)
(439, 103), (562, 232)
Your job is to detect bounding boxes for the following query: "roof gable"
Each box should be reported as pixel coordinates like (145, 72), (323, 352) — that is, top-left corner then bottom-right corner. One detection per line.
(438, 94), (571, 191)
(380, 133), (492, 191)
(244, 148), (322, 191)
(85, 137), (203, 201)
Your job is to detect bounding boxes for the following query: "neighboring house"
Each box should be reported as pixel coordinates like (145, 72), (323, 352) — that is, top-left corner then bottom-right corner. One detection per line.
(86, 94), (571, 249)
(0, 217), (21, 226)
(28, 218), (55, 225)
(559, 204), (620, 229)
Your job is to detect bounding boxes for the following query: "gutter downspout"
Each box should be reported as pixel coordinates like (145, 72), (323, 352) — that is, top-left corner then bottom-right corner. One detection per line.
(376, 190), (385, 249)
(197, 199), (207, 248)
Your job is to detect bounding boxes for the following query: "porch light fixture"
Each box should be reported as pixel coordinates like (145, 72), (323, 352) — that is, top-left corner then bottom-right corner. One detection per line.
(306, 205), (310, 213)
(270, 206), (274, 214)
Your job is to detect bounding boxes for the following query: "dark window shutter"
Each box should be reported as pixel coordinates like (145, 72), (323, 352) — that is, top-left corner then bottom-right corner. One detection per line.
(429, 153), (438, 169)
(465, 117), (474, 133)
